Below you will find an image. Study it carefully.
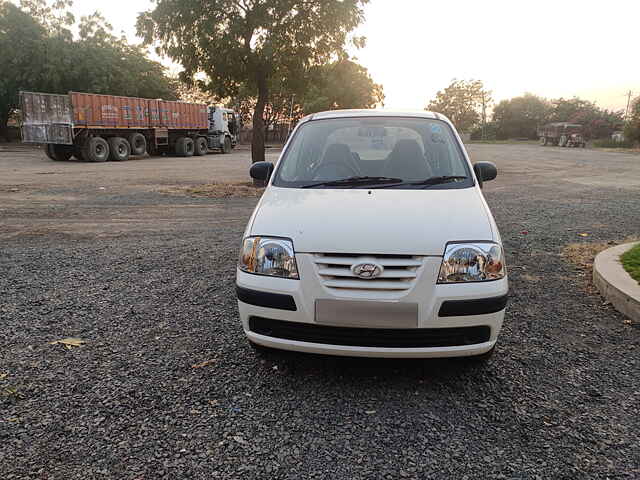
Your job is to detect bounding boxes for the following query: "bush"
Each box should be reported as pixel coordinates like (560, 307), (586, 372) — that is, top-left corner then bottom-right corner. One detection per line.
(592, 138), (636, 148)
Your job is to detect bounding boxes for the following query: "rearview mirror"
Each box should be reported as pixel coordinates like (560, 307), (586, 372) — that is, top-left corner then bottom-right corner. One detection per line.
(250, 161), (274, 181)
(473, 161), (497, 187)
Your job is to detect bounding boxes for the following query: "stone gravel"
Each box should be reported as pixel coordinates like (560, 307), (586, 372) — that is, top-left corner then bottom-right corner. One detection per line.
(2, 148), (640, 479)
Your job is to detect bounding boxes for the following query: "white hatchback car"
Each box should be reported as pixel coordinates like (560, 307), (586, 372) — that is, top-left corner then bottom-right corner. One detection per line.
(236, 110), (508, 360)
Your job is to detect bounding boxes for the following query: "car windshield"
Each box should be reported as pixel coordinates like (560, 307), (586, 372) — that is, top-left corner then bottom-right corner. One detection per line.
(272, 117), (472, 189)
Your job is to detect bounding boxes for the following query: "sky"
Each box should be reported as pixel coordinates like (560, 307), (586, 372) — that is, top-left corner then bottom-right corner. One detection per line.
(16, 0), (639, 111)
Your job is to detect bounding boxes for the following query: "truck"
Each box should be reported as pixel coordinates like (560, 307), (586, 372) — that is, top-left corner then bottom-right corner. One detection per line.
(19, 91), (239, 162)
(538, 122), (586, 148)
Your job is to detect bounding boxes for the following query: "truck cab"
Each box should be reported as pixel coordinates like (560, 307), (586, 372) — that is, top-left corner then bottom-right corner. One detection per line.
(208, 107), (239, 153)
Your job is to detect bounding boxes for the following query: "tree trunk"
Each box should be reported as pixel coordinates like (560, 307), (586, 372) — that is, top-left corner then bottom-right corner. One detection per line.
(251, 73), (268, 165)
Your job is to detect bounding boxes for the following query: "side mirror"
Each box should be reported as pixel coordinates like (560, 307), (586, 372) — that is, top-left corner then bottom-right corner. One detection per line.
(250, 161), (274, 181)
(473, 161), (497, 187)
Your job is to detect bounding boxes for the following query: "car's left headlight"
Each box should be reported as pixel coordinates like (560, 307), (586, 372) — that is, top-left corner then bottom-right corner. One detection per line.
(238, 236), (299, 279)
(438, 242), (506, 283)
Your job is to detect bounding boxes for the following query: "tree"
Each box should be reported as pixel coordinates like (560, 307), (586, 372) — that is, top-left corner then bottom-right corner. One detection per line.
(137, 0), (369, 164)
(303, 59), (384, 114)
(0, 0), (177, 134)
(426, 79), (491, 133)
(548, 97), (624, 139)
(492, 93), (551, 139)
(624, 98), (640, 145)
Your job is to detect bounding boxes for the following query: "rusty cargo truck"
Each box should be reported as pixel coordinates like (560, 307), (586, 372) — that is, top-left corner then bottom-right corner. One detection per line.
(538, 122), (586, 148)
(19, 91), (239, 162)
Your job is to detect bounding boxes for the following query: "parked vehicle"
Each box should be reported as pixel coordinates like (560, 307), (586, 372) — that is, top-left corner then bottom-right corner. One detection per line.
(19, 91), (239, 161)
(236, 110), (508, 360)
(538, 122), (586, 147)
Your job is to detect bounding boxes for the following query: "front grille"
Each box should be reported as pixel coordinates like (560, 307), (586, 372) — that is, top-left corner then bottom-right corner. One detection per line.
(313, 253), (424, 292)
(249, 317), (491, 348)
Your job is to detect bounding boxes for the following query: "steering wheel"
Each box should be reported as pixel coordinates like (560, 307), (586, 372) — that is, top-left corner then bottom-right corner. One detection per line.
(311, 159), (360, 181)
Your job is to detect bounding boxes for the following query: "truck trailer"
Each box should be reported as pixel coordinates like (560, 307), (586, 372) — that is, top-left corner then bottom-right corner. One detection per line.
(19, 91), (239, 162)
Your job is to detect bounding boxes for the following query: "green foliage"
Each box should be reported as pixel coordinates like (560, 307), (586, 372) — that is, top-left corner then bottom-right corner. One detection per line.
(621, 244), (640, 284)
(138, 0), (370, 162)
(0, 0), (177, 131)
(303, 59), (384, 114)
(426, 79), (491, 133)
(547, 97), (624, 139)
(624, 98), (640, 144)
(492, 93), (550, 140)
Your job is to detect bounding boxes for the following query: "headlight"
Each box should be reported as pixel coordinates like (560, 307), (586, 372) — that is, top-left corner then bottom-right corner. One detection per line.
(438, 242), (505, 283)
(238, 236), (299, 279)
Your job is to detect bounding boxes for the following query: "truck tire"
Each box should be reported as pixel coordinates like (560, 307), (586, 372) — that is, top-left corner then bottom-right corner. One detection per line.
(108, 137), (131, 161)
(194, 137), (208, 156)
(223, 136), (232, 154)
(540, 136), (547, 146)
(127, 133), (147, 156)
(559, 135), (567, 147)
(175, 137), (194, 157)
(82, 137), (110, 163)
(46, 144), (73, 161)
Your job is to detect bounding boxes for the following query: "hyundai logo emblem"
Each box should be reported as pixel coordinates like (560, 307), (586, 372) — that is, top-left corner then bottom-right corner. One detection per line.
(352, 262), (383, 279)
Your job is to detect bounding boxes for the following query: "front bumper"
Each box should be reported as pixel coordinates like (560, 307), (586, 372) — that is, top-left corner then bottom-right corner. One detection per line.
(236, 255), (508, 358)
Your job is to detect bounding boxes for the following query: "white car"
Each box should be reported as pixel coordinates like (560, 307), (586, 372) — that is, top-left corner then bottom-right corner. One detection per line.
(236, 110), (508, 360)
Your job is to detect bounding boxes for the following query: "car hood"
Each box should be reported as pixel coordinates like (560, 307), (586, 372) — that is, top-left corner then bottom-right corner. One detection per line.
(249, 186), (495, 256)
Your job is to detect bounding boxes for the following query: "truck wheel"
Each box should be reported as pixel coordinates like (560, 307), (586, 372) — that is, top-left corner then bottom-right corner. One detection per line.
(223, 136), (232, 154)
(540, 136), (547, 146)
(82, 137), (110, 163)
(194, 137), (208, 156)
(559, 135), (567, 147)
(127, 133), (147, 156)
(108, 137), (131, 161)
(175, 137), (194, 157)
(46, 144), (73, 161)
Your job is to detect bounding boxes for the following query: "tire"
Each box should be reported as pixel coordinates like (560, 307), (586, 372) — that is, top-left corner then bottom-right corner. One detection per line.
(127, 133), (147, 156)
(107, 137), (131, 161)
(45, 144), (73, 161)
(175, 137), (194, 157)
(82, 137), (110, 163)
(559, 135), (567, 147)
(540, 136), (547, 146)
(194, 137), (208, 156)
(223, 136), (232, 154)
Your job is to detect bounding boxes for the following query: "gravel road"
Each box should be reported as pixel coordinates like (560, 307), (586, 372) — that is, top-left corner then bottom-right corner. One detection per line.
(1, 144), (639, 479)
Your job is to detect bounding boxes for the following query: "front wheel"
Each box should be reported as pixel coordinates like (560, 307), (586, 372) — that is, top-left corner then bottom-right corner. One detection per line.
(222, 136), (232, 154)
(540, 136), (547, 146)
(559, 135), (567, 147)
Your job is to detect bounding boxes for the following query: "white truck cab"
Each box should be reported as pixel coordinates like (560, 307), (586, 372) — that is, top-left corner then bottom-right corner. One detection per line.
(208, 106), (239, 153)
(236, 110), (507, 360)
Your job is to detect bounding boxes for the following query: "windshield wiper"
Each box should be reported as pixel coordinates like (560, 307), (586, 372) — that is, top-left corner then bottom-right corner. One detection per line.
(372, 176), (468, 189)
(301, 176), (403, 188)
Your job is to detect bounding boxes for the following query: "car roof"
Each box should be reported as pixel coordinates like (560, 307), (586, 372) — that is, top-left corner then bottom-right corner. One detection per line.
(304, 109), (442, 122)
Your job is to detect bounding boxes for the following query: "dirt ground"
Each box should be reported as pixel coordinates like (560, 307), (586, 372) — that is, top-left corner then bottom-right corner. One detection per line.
(1, 142), (638, 240)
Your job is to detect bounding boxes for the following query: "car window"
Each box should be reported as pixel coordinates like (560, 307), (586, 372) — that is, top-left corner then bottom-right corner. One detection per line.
(273, 117), (471, 188)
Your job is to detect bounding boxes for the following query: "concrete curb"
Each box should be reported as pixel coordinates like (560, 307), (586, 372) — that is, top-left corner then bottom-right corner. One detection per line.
(593, 242), (640, 323)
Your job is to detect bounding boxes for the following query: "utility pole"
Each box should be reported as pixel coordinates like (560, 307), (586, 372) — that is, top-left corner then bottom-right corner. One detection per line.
(481, 91), (487, 140)
(624, 90), (633, 121)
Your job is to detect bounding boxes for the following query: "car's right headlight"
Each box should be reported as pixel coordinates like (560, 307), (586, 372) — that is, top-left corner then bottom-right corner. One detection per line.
(438, 242), (506, 283)
(238, 236), (299, 279)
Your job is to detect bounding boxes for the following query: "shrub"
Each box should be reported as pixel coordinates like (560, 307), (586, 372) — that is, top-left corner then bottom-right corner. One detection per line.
(592, 138), (636, 148)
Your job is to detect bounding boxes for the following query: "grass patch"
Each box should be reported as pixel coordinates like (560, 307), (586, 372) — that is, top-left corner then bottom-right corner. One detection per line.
(168, 182), (265, 198)
(621, 243), (640, 284)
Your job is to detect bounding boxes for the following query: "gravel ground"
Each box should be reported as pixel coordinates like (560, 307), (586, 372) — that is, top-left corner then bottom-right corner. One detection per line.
(1, 144), (640, 479)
